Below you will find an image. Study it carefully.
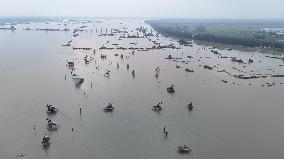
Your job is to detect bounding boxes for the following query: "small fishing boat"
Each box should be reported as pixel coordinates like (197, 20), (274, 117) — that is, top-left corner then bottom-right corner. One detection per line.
(46, 104), (58, 114)
(104, 70), (111, 77)
(47, 119), (59, 130)
(67, 62), (74, 68)
(104, 103), (114, 112)
(167, 84), (175, 93)
(73, 75), (84, 86)
(177, 145), (191, 153)
(165, 55), (173, 59)
(152, 102), (162, 111)
(185, 68), (194, 72)
(187, 102), (193, 110)
(42, 134), (50, 147)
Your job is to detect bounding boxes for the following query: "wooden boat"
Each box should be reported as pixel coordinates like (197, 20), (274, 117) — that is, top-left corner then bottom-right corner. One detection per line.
(177, 145), (191, 153)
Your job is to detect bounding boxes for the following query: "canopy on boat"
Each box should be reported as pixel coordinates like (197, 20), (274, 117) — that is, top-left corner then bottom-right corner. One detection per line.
(73, 76), (83, 85)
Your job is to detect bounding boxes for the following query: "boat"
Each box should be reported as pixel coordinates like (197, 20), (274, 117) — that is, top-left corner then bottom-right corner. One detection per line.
(42, 134), (50, 147)
(185, 68), (194, 72)
(67, 61), (74, 68)
(187, 102), (193, 110)
(46, 104), (58, 114)
(167, 84), (175, 93)
(84, 58), (89, 64)
(47, 119), (59, 130)
(152, 102), (162, 111)
(73, 75), (84, 86)
(165, 55), (173, 59)
(104, 103), (114, 112)
(104, 70), (111, 77)
(177, 145), (191, 153)
(231, 57), (244, 63)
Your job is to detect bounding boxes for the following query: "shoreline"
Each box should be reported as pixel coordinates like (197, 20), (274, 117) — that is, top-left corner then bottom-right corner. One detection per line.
(145, 20), (284, 55)
(158, 32), (284, 55)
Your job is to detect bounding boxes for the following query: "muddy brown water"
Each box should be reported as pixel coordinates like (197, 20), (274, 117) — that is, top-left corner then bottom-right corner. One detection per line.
(0, 19), (283, 159)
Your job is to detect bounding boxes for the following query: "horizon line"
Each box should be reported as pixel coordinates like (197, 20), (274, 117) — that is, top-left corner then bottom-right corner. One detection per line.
(0, 15), (284, 21)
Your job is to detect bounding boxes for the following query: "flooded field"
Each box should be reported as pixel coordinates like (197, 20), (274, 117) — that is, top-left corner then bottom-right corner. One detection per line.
(0, 19), (284, 159)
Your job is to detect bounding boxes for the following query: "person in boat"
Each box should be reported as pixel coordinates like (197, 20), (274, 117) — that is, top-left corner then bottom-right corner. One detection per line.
(164, 131), (168, 136)
(104, 102), (114, 112)
(155, 73), (159, 79)
(163, 125), (168, 136)
(46, 104), (52, 110)
(48, 106), (54, 111)
(104, 70), (111, 77)
(132, 70), (135, 77)
(107, 102), (113, 108)
(156, 102), (161, 108)
(47, 120), (52, 128)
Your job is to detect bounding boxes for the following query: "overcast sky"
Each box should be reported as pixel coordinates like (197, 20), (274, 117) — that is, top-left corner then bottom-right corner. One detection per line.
(0, 0), (283, 19)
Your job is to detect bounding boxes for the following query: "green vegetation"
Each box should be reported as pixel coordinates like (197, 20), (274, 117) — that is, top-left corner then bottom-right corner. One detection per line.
(146, 19), (284, 50)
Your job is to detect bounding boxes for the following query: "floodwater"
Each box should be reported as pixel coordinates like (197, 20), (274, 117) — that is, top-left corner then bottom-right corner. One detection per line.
(0, 18), (284, 159)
